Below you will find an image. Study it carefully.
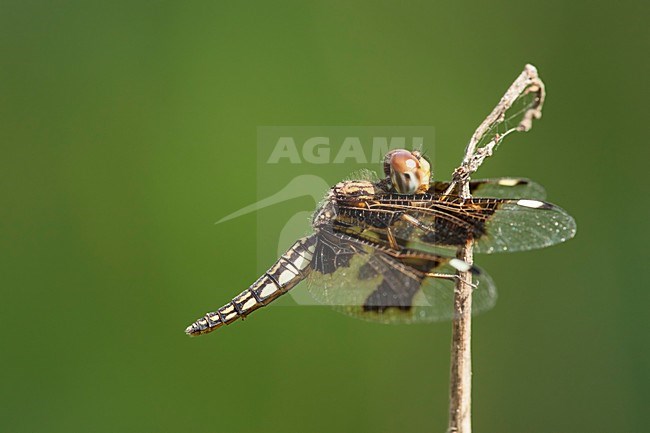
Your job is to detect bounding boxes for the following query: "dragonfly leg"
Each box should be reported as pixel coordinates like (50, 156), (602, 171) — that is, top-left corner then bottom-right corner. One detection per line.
(426, 272), (457, 280)
(400, 213), (435, 233)
(386, 227), (401, 251)
(426, 272), (479, 290)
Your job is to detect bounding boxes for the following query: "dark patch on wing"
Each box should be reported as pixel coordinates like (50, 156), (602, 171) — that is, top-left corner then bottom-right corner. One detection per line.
(361, 253), (445, 313)
(364, 279), (414, 312)
(312, 230), (358, 274)
(337, 206), (401, 229)
(334, 192), (502, 249)
(419, 209), (487, 245)
(358, 261), (378, 280)
(411, 198), (500, 246)
(310, 228), (453, 315)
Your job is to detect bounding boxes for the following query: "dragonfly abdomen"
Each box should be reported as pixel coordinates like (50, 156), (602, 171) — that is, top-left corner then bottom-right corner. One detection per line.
(185, 236), (316, 336)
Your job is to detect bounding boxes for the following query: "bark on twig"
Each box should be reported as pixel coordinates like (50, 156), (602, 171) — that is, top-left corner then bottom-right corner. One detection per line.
(446, 64), (546, 433)
(443, 64), (545, 198)
(447, 238), (474, 433)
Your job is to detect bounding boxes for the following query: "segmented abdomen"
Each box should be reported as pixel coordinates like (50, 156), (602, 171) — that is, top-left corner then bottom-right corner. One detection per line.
(185, 236), (316, 336)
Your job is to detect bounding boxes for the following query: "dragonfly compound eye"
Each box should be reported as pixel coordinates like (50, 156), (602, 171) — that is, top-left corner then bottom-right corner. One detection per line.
(389, 150), (430, 194)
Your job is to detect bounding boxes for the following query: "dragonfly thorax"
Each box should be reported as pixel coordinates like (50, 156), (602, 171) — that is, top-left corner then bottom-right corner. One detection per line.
(312, 180), (379, 231)
(312, 191), (338, 230)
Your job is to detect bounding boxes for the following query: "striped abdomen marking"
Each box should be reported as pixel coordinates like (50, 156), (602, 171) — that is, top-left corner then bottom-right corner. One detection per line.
(185, 236), (316, 336)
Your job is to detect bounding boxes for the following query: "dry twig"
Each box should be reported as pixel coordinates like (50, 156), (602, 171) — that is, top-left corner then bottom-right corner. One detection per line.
(446, 64), (546, 433)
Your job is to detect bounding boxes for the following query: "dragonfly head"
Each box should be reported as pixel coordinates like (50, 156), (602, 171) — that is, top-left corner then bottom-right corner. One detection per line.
(384, 149), (431, 194)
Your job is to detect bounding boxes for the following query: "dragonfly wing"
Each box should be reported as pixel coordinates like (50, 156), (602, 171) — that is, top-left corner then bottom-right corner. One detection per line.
(307, 231), (497, 323)
(430, 178), (546, 200)
(335, 195), (576, 254)
(402, 198), (576, 253)
(473, 200), (576, 253)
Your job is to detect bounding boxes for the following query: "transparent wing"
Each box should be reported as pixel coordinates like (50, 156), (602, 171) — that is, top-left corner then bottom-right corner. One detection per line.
(306, 231), (496, 324)
(429, 178), (546, 200)
(473, 200), (576, 253)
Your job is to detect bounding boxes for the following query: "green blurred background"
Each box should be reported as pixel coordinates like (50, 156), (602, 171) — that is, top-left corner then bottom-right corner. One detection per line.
(1, 1), (648, 432)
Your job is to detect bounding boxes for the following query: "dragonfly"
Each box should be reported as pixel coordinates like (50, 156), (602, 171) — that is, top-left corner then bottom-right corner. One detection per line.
(185, 149), (575, 335)
(185, 66), (576, 336)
